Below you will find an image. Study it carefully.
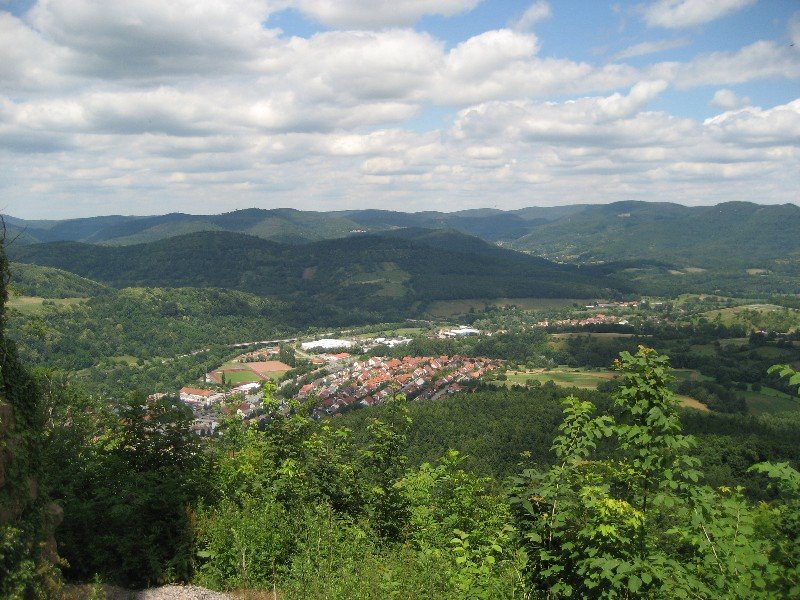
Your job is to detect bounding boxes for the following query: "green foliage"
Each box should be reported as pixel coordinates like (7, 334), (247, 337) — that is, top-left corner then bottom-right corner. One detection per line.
(193, 496), (291, 590)
(361, 394), (412, 541)
(8, 286), (291, 371)
(402, 450), (503, 550)
(3, 234), (797, 599)
(0, 236), (61, 599)
(511, 347), (795, 598)
(190, 383), (529, 596)
(278, 505), (521, 600)
(768, 363), (800, 395)
(747, 461), (800, 595)
(44, 390), (207, 587)
(513, 200), (800, 270)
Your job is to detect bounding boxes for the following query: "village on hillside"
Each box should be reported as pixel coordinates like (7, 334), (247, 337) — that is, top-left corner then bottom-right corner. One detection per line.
(162, 330), (504, 434)
(165, 302), (648, 435)
(299, 354), (501, 418)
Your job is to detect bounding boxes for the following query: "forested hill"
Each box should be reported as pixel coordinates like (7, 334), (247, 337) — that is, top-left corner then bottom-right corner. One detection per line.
(510, 201), (800, 269)
(9, 230), (625, 321)
(6, 201), (799, 272)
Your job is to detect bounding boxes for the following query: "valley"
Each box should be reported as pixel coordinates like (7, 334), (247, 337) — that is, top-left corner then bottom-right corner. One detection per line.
(2, 202), (799, 599)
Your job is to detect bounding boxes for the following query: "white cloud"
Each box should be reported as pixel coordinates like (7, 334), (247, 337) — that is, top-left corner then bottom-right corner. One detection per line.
(25, 0), (278, 80)
(511, 1), (551, 32)
(430, 29), (641, 104)
(452, 82), (674, 147)
(443, 29), (540, 79)
(652, 41), (800, 88)
(710, 89), (750, 110)
(280, 29), (442, 104)
(0, 12), (74, 92)
(289, 0), (481, 28)
(643, 0), (757, 29)
(705, 100), (800, 146)
(613, 37), (689, 60)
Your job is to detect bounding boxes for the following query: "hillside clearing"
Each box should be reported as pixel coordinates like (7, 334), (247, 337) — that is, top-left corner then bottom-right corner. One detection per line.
(7, 296), (86, 315)
(499, 368), (711, 411)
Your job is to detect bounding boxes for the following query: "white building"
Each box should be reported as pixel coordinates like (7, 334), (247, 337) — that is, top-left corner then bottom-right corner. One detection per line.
(441, 326), (480, 338)
(301, 338), (355, 351)
(233, 382), (261, 393)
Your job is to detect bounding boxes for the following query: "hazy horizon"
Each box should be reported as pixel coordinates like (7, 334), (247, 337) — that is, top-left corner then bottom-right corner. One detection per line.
(6, 197), (800, 223)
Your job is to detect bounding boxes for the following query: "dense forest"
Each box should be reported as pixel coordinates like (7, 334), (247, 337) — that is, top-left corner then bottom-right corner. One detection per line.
(9, 230), (625, 323)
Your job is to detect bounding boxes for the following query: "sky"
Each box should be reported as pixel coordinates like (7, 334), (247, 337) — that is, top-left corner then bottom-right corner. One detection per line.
(1, 0), (799, 219)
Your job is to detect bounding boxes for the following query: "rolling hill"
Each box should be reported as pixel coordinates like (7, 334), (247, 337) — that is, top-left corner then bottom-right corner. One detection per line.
(509, 201), (800, 270)
(5, 202), (799, 273)
(9, 230), (626, 324)
(6, 201), (799, 301)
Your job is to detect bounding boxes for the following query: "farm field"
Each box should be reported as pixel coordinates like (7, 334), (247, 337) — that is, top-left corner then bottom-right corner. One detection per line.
(501, 368), (615, 389)
(347, 262), (410, 298)
(548, 332), (642, 352)
(701, 304), (800, 331)
(218, 369), (263, 384)
(108, 355), (139, 366)
(689, 341), (799, 365)
(550, 332), (640, 338)
(500, 368), (710, 411)
(673, 369), (714, 382)
(675, 395), (710, 412)
(7, 296), (85, 315)
(742, 386), (800, 415)
(426, 297), (582, 317)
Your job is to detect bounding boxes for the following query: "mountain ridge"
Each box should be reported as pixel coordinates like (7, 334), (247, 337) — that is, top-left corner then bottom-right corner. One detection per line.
(6, 201), (799, 275)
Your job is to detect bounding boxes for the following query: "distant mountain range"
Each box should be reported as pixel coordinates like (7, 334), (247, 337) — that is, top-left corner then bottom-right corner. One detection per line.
(5, 201), (799, 310)
(2, 205), (581, 246)
(5, 201), (799, 272)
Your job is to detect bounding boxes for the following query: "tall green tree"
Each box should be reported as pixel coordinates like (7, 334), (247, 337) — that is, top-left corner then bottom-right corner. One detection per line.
(47, 391), (207, 587)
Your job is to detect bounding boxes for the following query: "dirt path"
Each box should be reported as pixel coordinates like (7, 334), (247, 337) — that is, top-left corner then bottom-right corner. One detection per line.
(65, 584), (238, 600)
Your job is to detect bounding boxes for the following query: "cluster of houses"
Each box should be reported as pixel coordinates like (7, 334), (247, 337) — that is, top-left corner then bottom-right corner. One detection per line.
(297, 355), (501, 416)
(585, 301), (640, 309)
(535, 314), (630, 328)
(234, 346), (282, 361)
(177, 383), (263, 435)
